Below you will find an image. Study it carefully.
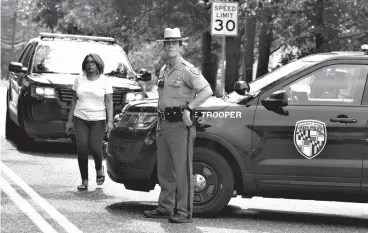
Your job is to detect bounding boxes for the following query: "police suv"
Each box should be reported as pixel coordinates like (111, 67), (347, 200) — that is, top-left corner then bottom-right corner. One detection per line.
(105, 45), (368, 216)
(5, 33), (151, 149)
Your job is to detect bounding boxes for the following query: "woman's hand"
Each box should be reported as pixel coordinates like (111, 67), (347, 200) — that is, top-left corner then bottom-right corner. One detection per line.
(66, 121), (74, 135)
(106, 121), (114, 137)
(156, 123), (162, 136)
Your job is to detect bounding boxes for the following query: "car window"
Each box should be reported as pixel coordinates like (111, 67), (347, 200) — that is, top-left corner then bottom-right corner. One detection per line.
(360, 66), (368, 105)
(32, 41), (134, 77)
(19, 44), (35, 67)
(283, 64), (368, 106)
(248, 59), (318, 94)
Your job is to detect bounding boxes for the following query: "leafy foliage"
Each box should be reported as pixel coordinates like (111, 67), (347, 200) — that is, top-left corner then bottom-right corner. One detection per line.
(1, 0), (47, 79)
(5, 0), (368, 91)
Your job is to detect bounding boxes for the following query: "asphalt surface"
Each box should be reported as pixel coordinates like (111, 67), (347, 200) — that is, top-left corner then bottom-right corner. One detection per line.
(1, 81), (368, 233)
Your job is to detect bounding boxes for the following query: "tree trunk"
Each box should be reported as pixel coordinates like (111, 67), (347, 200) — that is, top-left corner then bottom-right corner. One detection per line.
(256, 21), (273, 78)
(225, 36), (241, 94)
(243, 16), (256, 83)
(202, 30), (216, 94)
(315, 0), (324, 52)
(210, 52), (219, 94)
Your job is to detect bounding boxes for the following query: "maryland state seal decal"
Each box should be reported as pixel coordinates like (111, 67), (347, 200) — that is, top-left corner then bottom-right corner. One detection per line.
(293, 119), (327, 159)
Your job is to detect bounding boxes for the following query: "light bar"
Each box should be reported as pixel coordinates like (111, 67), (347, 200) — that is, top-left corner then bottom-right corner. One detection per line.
(39, 32), (115, 42)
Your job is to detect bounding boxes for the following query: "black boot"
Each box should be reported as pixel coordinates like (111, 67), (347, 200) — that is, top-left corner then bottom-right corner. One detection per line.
(168, 213), (193, 223)
(143, 209), (172, 219)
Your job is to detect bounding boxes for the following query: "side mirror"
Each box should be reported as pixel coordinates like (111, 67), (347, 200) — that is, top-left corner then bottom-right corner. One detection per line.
(9, 62), (27, 73)
(136, 68), (152, 81)
(262, 90), (288, 109)
(234, 81), (250, 95)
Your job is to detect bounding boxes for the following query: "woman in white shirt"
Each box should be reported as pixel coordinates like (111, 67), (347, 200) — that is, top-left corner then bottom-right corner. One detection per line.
(66, 53), (114, 190)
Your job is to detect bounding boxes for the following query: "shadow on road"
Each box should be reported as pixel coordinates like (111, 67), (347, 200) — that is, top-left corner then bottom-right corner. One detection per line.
(5, 137), (77, 159)
(224, 206), (368, 228)
(106, 202), (368, 231)
(106, 201), (158, 215)
(106, 201), (204, 233)
(29, 185), (119, 201)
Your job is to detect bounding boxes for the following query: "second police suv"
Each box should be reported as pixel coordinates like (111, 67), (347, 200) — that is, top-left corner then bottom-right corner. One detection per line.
(5, 33), (152, 149)
(105, 45), (368, 216)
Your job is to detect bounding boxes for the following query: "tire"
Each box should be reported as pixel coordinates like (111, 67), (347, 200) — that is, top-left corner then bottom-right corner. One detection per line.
(16, 102), (35, 151)
(16, 126), (35, 151)
(5, 105), (17, 140)
(192, 147), (234, 216)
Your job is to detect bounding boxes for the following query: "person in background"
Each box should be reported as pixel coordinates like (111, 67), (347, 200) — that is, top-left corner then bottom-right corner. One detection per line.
(66, 53), (114, 190)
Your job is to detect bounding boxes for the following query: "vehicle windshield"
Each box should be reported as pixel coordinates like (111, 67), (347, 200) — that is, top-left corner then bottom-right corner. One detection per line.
(33, 40), (135, 77)
(224, 59), (318, 103)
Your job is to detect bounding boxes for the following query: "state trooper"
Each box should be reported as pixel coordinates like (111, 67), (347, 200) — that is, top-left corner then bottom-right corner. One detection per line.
(143, 27), (213, 223)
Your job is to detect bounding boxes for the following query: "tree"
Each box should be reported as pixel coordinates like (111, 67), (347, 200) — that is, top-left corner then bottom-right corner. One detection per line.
(242, 8), (257, 82)
(28, 0), (368, 89)
(1, 0), (45, 79)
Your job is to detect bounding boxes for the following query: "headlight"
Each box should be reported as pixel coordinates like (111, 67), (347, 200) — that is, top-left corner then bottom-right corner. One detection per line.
(116, 112), (157, 130)
(114, 114), (121, 121)
(113, 113), (123, 124)
(34, 87), (56, 98)
(125, 92), (144, 102)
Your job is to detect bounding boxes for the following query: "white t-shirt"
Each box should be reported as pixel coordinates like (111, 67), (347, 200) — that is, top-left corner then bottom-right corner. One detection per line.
(72, 74), (113, 121)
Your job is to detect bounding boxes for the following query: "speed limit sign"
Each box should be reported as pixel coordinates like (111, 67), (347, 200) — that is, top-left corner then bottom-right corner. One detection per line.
(211, 2), (238, 36)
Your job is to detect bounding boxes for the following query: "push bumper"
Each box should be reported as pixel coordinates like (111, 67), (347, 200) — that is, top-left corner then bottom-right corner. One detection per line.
(104, 131), (158, 191)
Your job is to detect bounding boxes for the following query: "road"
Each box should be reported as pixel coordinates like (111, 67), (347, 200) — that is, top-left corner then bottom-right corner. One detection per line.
(1, 81), (368, 233)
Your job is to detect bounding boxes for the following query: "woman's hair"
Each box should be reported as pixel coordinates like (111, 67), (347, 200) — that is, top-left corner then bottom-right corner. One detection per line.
(82, 53), (104, 74)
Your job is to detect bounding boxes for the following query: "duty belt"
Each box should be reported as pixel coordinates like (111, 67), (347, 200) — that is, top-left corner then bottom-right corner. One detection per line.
(158, 106), (196, 123)
(158, 106), (184, 122)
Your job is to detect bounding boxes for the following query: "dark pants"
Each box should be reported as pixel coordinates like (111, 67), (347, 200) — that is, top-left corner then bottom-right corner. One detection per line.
(73, 116), (106, 181)
(156, 121), (196, 218)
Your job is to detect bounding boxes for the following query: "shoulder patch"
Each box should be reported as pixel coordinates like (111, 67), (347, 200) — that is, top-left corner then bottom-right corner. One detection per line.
(181, 60), (200, 75)
(190, 67), (200, 75)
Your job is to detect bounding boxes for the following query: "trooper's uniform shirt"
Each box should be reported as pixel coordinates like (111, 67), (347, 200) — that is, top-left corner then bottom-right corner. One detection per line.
(155, 58), (210, 218)
(157, 59), (210, 111)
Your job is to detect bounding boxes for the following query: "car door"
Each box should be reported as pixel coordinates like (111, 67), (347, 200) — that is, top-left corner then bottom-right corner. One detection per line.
(8, 43), (36, 117)
(361, 71), (368, 196)
(251, 61), (368, 196)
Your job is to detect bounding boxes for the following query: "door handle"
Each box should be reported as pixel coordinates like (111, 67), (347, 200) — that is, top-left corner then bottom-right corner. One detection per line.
(330, 117), (357, 123)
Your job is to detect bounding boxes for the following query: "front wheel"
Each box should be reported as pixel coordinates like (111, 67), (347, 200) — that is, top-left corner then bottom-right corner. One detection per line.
(192, 147), (234, 216)
(5, 105), (17, 140)
(16, 103), (35, 151)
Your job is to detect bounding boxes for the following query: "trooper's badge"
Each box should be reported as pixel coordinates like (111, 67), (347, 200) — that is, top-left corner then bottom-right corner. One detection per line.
(293, 119), (327, 159)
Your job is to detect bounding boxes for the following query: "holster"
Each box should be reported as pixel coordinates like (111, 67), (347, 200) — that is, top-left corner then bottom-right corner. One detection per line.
(160, 106), (196, 124)
(164, 106), (182, 122)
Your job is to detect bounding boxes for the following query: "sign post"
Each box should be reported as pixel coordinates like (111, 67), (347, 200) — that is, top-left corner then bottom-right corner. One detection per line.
(211, 1), (238, 97)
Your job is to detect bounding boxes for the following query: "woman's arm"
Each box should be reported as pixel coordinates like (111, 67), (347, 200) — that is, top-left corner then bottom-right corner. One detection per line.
(105, 94), (113, 123)
(68, 77), (78, 125)
(66, 92), (77, 133)
(68, 93), (77, 121)
(105, 93), (114, 136)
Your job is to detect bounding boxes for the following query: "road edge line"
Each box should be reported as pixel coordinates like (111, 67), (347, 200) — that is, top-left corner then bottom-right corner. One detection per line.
(1, 176), (59, 233)
(0, 162), (83, 233)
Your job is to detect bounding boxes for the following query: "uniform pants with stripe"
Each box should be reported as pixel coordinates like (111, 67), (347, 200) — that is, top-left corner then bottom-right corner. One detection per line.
(156, 120), (196, 218)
